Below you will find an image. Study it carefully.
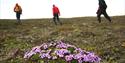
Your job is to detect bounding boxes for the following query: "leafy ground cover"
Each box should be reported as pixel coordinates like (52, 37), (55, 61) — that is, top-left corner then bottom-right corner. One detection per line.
(0, 16), (125, 63)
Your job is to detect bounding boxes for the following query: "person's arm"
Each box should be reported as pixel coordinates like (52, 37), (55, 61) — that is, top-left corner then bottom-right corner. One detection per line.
(14, 6), (16, 12)
(19, 6), (22, 14)
(20, 6), (22, 11)
(57, 8), (60, 16)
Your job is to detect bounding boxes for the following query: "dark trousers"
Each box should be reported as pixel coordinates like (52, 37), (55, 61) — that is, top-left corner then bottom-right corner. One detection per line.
(97, 9), (111, 23)
(53, 13), (62, 25)
(16, 12), (21, 23)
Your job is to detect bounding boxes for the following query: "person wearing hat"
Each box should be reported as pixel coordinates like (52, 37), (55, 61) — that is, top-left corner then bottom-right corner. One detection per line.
(52, 4), (62, 25)
(14, 3), (22, 24)
(96, 0), (111, 23)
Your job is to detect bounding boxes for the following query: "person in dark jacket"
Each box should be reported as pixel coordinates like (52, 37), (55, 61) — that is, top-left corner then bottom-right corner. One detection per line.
(14, 3), (22, 24)
(52, 4), (62, 25)
(96, 0), (111, 23)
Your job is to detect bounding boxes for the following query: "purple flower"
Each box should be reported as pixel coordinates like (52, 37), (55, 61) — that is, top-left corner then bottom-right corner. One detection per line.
(82, 54), (90, 62)
(31, 46), (41, 53)
(82, 52), (101, 63)
(40, 43), (48, 49)
(65, 55), (74, 61)
(55, 49), (70, 57)
(74, 53), (84, 60)
(56, 41), (68, 49)
(40, 53), (51, 59)
(24, 51), (36, 59)
(40, 53), (46, 59)
(43, 44), (48, 49)
(75, 48), (85, 54)
(24, 46), (42, 59)
(78, 58), (83, 63)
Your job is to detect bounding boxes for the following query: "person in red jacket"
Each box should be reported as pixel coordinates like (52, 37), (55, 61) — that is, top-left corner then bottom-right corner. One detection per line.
(52, 4), (62, 25)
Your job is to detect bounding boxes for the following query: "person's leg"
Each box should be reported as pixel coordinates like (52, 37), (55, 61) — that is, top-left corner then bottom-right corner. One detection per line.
(16, 12), (21, 23)
(103, 10), (112, 22)
(56, 14), (62, 25)
(53, 14), (57, 25)
(16, 13), (19, 21)
(18, 14), (21, 23)
(97, 12), (102, 23)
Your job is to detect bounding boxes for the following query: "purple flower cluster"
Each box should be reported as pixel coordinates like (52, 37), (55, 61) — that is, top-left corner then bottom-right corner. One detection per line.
(55, 49), (70, 57)
(65, 52), (101, 63)
(65, 54), (74, 61)
(24, 41), (101, 63)
(24, 46), (41, 58)
(56, 41), (76, 49)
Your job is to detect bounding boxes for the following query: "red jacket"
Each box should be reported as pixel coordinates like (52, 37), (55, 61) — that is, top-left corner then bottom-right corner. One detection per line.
(52, 6), (60, 16)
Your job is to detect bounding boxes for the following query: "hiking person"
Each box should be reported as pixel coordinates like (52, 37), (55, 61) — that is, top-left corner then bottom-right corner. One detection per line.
(52, 4), (62, 25)
(96, 0), (111, 23)
(14, 3), (22, 24)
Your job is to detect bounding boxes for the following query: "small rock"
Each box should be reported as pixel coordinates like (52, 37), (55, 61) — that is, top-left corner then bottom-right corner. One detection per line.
(33, 27), (37, 29)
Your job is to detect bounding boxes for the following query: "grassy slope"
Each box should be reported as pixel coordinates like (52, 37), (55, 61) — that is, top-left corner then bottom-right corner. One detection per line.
(0, 16), (125, 63)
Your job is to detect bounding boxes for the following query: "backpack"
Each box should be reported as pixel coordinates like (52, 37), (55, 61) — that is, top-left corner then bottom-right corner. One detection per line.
(14, 6), (22, 14)
(99, 0), (107, 9)
(103, 1), (107, 9)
